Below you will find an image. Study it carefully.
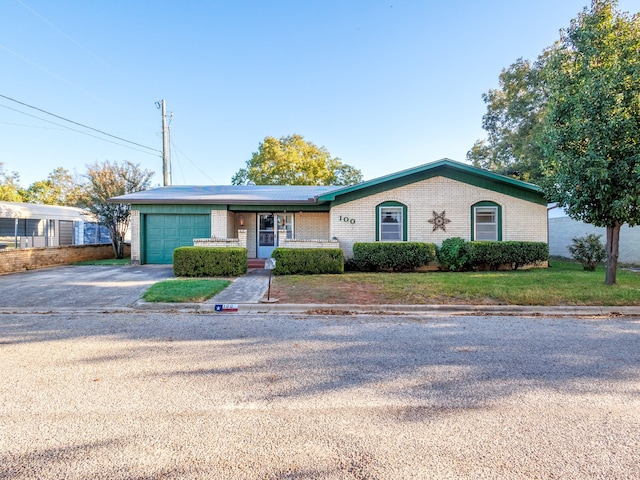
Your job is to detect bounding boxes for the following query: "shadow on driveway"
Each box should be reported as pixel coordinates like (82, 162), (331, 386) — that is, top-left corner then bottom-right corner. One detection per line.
(0, 265), (174, 309)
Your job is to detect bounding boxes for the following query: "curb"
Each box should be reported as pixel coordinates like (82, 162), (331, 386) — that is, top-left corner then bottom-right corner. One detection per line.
(3, 303), (640, 317)
(131, 301), (640, 317)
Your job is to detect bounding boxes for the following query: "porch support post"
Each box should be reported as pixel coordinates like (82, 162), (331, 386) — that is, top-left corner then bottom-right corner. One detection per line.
(278, 229), (287, 247)
(238, 229), (247, 249)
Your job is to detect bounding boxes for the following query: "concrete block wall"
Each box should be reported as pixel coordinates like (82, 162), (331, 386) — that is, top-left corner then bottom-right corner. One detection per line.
(330, 176), (548, 257)
(549, 217), (640, 264)
(0, 244), (130, 275)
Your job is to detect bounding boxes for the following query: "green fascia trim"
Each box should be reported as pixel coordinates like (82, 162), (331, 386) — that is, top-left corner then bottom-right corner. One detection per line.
(229, 204), (330, 212)
(470, 201), (502, 241)
(376, 201), (408, 242)
(132, 204), (223, 214)
(319, 159), (546, 206)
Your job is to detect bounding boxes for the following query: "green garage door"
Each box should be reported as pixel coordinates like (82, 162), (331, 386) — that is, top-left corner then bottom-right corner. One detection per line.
(144, 214), (210, 264)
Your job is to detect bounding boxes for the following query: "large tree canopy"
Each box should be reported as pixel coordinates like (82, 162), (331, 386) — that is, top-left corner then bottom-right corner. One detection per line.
(0, 162), (22, 202)
(82, 160), (153, 259)
(20, 167), (85, 206)
(231, 134), (363, 186)
(467, 57), (548, 184)
(541, 0), (640, 284)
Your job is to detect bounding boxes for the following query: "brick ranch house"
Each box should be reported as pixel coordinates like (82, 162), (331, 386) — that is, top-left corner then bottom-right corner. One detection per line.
(110, 159), (548, 265)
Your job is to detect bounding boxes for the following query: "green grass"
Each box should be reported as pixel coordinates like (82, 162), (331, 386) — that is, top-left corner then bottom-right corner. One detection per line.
(72, 258), (132, 265)
(142, 278), (232, 303)
(272, 260), (640, 306)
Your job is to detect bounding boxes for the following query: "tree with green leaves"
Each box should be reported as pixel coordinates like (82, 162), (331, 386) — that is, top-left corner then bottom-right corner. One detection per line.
(21, 167), (86, 206)
(82, 160), (153, 259)
(541, 0), (640, 285)
(232, 134), (363, 186)
(467, 56), (548, 184)
(0, 162), (23, 202)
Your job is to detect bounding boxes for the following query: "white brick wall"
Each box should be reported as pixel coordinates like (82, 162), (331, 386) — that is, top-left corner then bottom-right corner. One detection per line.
(294, 212), (330, 239)
(210, 210), (228, 238)
(329, 177), (548, 257)
(130, 210), (141, 264)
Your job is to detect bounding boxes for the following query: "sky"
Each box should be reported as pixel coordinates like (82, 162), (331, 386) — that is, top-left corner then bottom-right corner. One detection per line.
(2, 0), (638, 188)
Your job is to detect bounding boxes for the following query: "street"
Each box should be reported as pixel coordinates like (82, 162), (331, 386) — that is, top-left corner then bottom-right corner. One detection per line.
(1, 312), (639, 479)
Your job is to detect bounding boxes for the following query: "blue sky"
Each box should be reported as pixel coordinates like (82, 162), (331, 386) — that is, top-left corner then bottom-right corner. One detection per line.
(2, 0), (637, 188)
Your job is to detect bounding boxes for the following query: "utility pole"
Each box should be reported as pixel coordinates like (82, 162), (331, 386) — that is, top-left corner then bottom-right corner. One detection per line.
(156, 100), (171, 187)
(159, 99), (170, 186)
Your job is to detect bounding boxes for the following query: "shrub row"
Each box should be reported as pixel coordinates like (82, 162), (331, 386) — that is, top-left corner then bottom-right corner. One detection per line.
(437, 238), (549, 271)
(173, 247), (248, 277)
(349, 242), (437, 272)
(272, 248), (344, 275)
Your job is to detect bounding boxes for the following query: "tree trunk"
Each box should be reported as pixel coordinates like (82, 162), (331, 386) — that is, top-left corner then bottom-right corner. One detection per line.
(605, 223), (621, 285)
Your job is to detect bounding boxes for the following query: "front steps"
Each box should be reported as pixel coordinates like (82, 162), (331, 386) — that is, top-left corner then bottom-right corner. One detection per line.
(247, 258), (266, 269)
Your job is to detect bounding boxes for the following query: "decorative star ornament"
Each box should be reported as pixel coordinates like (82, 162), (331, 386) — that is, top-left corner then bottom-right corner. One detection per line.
(428, 210), (451, 232)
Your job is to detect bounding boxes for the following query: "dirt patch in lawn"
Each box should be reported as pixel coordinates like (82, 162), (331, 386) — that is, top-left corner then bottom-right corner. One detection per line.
(270, 278), (384, 304)
(269, 275), (498, 305)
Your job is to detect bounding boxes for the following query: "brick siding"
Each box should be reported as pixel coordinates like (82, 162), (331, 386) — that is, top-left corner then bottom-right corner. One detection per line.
(330, 177), (548, 257)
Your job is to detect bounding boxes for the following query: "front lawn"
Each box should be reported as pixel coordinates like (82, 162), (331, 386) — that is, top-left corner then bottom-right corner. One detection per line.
(270, 260), (640, 306)
(143, 278), (231, 303)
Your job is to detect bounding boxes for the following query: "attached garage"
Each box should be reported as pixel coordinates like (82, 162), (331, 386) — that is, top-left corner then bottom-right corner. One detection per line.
(137, 206), (213, 264)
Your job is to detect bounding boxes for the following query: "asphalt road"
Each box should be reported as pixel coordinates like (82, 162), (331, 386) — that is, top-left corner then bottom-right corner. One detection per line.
(1, 311), (638, 479)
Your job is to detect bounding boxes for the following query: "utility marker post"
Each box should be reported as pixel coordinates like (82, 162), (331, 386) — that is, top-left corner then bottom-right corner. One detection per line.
(260, 258), (278, 303)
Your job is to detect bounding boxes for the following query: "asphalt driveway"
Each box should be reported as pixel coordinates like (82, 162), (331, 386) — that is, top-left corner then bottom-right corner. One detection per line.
(0, 265), (174, 309)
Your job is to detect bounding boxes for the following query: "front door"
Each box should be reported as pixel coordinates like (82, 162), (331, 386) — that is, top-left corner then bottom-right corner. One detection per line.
(257, 213), (294, 258)
(257, 213), (275, 258)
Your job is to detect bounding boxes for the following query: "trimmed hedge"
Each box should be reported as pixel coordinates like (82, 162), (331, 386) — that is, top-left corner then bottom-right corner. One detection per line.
(351, 242), (437, 272)
(272, 248), (344, 275)
(467, 241), (549, 270)
(173, 247), (248, 277)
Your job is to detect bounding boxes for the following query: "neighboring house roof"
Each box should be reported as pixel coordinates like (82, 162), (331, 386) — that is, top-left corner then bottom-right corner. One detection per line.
(110, 185), (340, 205)
(110, 159), (546, 206)
(0, 201), (93, 221)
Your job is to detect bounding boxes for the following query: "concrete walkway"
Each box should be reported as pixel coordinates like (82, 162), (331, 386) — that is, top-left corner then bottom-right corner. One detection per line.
(208, 268), (272, 304)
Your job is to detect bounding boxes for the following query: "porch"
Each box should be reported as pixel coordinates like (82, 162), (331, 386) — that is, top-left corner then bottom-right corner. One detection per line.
(202, 211), (337, 260)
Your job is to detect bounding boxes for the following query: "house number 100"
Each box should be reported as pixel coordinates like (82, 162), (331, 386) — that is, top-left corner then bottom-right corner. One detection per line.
(339, 216), (356, 224)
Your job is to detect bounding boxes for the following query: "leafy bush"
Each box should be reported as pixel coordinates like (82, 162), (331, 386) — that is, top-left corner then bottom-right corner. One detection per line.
(351, 242), (437, 272)
(467, 241), (549, 270)
(173, 247), (247, 277)
(568, 234), (606, 271)
(272, 248), (344, 275)
(437, 237), (472, 271)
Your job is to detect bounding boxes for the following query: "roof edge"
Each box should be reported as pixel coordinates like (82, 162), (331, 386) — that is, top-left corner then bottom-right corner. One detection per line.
(317, 158), (542, 202)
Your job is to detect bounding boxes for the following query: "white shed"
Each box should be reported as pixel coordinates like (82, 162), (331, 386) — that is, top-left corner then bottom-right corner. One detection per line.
(0, 201), (102, 248)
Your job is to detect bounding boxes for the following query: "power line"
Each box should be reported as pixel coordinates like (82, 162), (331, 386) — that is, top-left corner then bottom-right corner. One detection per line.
(15, 0), (114, 71)
(0, 93), (161, 153)
(11, 1), (151, 128)
(170, 141), (217, 184)
(0, 102), (161, 157)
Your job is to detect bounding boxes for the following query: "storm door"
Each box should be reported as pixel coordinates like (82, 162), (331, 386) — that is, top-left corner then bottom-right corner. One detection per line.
(257, 213), (275, 258)
(257, 213), (294, 258)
